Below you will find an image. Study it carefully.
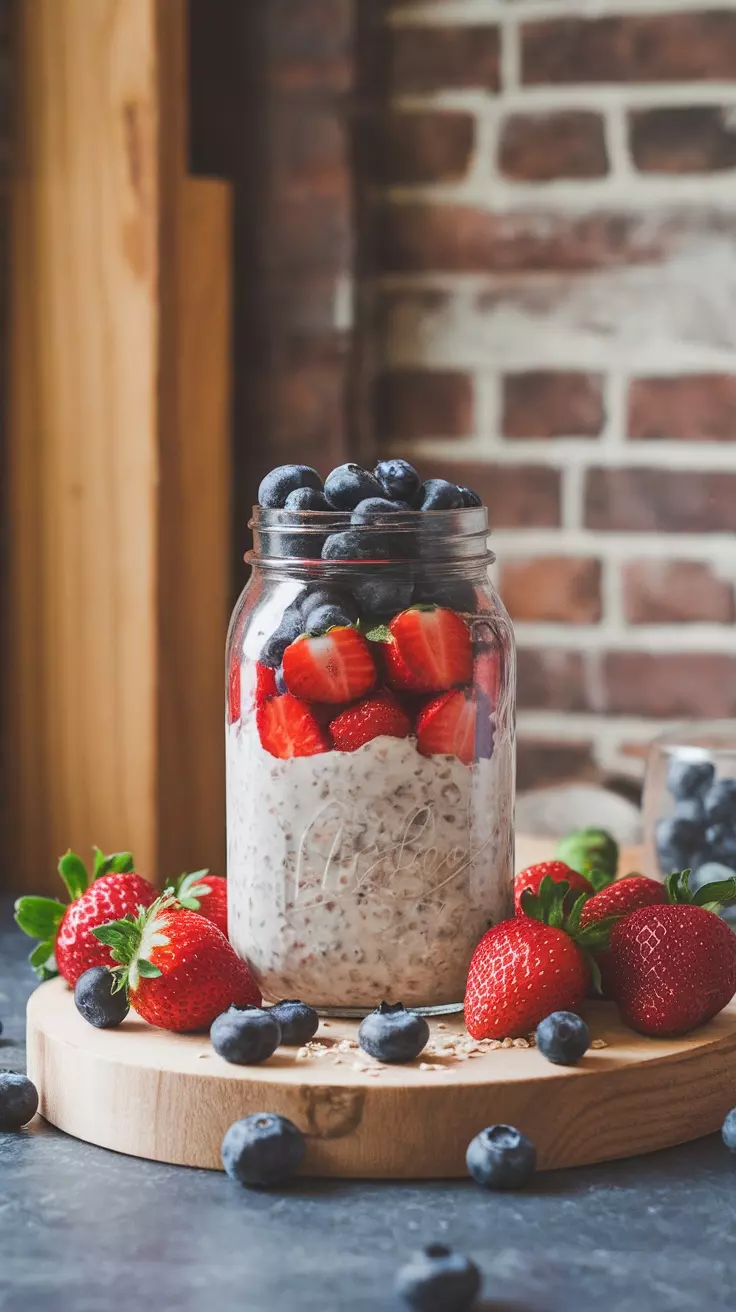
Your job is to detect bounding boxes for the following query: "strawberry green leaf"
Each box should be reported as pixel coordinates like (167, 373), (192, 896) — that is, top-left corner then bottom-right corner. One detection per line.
(692, 878), (736, 911)
(58, 851), (89, 901)
(92, 849), (135, 882)
(14, 896), (66, 941)
(136, 959), (162, 979)
(28, 939), (58, 980)
(362, 623), (392, 645)
(586, 953), (603, 996)
(587, 867), (613, 893)
(165, 870), (210, 911)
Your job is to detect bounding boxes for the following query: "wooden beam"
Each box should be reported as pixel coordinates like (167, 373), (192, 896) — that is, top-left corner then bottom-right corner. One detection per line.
(6, 0), (231, 893)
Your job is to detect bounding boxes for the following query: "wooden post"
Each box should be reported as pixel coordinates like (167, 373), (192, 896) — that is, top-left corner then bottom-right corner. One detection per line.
(6, 0), (231, 893)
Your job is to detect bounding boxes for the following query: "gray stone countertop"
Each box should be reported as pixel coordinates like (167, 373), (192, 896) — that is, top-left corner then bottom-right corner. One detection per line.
(1, 897), (734, 1312)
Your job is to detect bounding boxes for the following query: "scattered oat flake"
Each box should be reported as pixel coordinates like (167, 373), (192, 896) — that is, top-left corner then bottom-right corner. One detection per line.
(297, 1047), (309, 1060)
(322, 1021), (331, 1028)
(513, 1038), (530, 1049)
(591, 1038), (608, 1049)
(501, 1037), (513, 1048)
(437, 1023), (447, 1030)
(488, 1040), (502, 1049)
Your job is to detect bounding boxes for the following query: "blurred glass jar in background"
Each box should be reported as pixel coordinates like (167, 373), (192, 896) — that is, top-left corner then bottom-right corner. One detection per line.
(643, 722), (736, 892)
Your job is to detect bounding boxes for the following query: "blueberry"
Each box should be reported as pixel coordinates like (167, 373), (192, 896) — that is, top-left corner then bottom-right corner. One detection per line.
(275, 665), (287, 694)
(258, 465), (323, 509)
(211, 1007), (281, 1065)
(300, 587), (359, 624)
(536, 1011), (590, 1066)
(458, 486), (482, 508)
(374, 458), (421, 503)
(412, 577), (477, 612)
(358, 1001), (429, 1063)
(722, 1107), (736, 1153)
(0, 1072), (39, 1131)
(324, 464), (383, 511)
(395, 1244), (481, 1312)
(74, 966), (129, 1029)
(466, 1124), (537, 1191)
(283, 486), (331, 512)
(353, 575), (415, 618)
(666, 757), (715, 801)
(351, 497), (410, 522)
(221, 1112), (306, 1188)
(704, 779), (736, 826)
(413, 479), (464, 511)
(259, 602), (304, 668)
(705, 825), (736, 867)
(655, 810), (704, 872)
(322, 531), (391, 562)
(268, 999), (319, 1046)
(305, 603), (356, 636)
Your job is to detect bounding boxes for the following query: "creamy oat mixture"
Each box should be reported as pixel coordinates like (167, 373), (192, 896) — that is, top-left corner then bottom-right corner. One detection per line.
(226, 712), (513, 1011)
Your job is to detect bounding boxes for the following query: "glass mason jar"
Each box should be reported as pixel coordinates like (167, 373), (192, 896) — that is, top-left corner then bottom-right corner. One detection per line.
(225, 504), (516, 1015)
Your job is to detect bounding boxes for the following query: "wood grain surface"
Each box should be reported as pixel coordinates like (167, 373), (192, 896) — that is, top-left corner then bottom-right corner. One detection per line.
(27, 978), (736, 1178)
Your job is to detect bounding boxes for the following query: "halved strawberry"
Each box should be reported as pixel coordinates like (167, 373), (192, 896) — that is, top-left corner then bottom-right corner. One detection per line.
(387, 606), (472, 694)
(257, 693), (331, 759)
(282, 627), (376, 704)
(382, 637), (430, 693)
(255, 662), (278, 704)
(228, 655), (241, 724)
(330, 689), (411, 752)
(416, 688), (476, 766)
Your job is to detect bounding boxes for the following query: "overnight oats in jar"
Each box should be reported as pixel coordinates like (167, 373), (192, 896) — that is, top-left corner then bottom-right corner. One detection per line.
(226, 460), (515, 1014)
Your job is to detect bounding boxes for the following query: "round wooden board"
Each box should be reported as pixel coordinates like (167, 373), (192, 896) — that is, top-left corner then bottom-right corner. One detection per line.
(27, 979), (736, 1178)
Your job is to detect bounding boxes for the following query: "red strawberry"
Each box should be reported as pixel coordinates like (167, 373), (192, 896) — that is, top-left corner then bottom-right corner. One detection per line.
(387, 606), (472, 694)
(228, 654), (241, 724)
(464, 878), (613, 1040)
(514, 860), (592, 916)
(166, 870), (228, 938)
(416, 689), (476, 766)
(382, 637), (430, 693)
(282, 627), (376, 704)
(604, 870), (736, 1036)
(580, 875), (667, 928)
(257, 693), (331, 759)
(94, 895), (261, 1032)
(15, 848), (156, 986)
(330, 689), (410, 752)
(255, 662), (278, 705)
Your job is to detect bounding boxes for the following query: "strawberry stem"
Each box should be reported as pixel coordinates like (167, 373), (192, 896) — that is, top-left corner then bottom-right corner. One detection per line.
(165, 869), (210, 912)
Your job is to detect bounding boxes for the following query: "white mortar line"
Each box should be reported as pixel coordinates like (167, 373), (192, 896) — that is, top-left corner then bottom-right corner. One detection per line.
(390, 1), (736, 27)
(512, 624), (736, 651)
(499, 11), (520, 94)
(490, 530), (736, 556)
(392, 86), (736, 113)
(602, 371), (627, 450)
(390, 437), (736, 470)
(561, 462), (584, 531)
(602, 553), (625, 630)
(604, 101), (633, 180)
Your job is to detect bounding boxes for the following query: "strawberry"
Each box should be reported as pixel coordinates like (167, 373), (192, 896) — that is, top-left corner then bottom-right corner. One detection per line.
(465, 878), (614, 1039)
(15, 848), (155, 985)
(166, 870), (228, 937)
(382, 637), (430, 693)
(255, 662), (278, 705)
(386, 606), (472, 694)
(282, 627), (376, 704)
(330, 689), (410, 752)
(604, 869), (736, 1036)
(416, 688), (476, 766)
(580, 874), (667, 928)
(94, 894), (261, 1032)
(228, 653), (241, 724)
(257, 693), (331, 758)
(514, 860), (592, 916)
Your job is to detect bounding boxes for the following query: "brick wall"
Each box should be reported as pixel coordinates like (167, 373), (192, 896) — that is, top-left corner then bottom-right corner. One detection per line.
(374, 0), (736, 791)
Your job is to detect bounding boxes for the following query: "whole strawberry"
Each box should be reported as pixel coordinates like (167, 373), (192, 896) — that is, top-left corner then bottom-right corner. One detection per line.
(580, 874), (667, 928)
(94, 894), (261, 1032)
(514, 860), (593, 916)
(605, 870), (736, 1037)
(15, 848), (155, 986)
(465, 878), (614, 1040)
(165, 870), (228, 938)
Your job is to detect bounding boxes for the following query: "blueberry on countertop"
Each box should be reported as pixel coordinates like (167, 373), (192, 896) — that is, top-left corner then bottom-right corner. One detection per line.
(211, 1007), (281, 1066)
(666, 757), (715, 801)
(466, 1124), (537, 1190)
(259, 601), (304, 668)
(358, 1002), (429, 1063)
(324, 464), (383, 511)
(221, 1112), (306, 1187)
(458, 486), (482, 508)
(351, 497), (410, 522)
(413, 479), (464, 511)
(374, 458), (421, 503)
(0, 1072), (39, 1131)
(705, 825), (736, 867)
(536, 1011), (590, 1066)
(722, 1107), (736, 1153)
(258, 465), (323, 509)
(395, 1244), (481, 1312)
(704, 779), (736, 826)
(305, 603), (357, 636)
(283, 486), (331, 512)
(268, 999), (319, 1046)
(74, 966), (130, 1029)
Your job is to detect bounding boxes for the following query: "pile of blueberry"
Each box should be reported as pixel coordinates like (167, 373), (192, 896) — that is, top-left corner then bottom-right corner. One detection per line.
(655, 758), (736, 881)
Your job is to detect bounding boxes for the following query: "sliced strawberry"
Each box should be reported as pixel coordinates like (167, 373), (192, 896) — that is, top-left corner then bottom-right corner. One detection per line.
(382, 637), (431, 693)
(387, 606), (472, 694)
(228, 654), (241, 724)
(255, 662), (278, 705)
(475, 647), (501, 705)
(257, 693), (331, 759)
(416, 688), (476, 766)
(282, 627), (376, 704)
(330, 689), (411, 752)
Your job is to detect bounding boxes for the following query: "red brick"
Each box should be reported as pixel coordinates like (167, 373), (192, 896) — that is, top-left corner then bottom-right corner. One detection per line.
(630, 106), (736, 175)
(376, 371), (473, 440)
(601, 653), (736, 718)
(499, 111), (608, 182)
(628, 376), (736, 441)
(502, 371), (605, 439)
(272, 99), (349, 192)
(388, 25), (500, 93)
(522, 13), (736, 86)
(500, 558), (602, 624)
(269, 191), (353, 274)
(378, 111), (475, 185)
(585, 468), (736, 534)
(622, 561), (735, 625)
(267, 0), (356, 91)
(517, 649), (588, 712)
(436, 463), (562, 529)
(517, 740), (597, 792)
